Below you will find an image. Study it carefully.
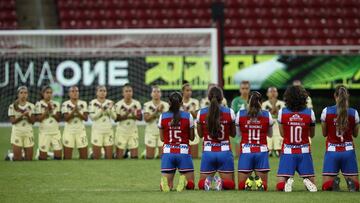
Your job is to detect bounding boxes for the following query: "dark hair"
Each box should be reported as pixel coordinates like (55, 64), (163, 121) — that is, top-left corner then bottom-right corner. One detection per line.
(41, 85), (52, 99)
(247, 91), (262, 118)
(207, 86), (223, 139)
(335, 85), (349, 133)
(283, 85), (308, 112)
(169, 92), (182, 126)
(182, 83), (191, 92)
(240, 80), (250, 87)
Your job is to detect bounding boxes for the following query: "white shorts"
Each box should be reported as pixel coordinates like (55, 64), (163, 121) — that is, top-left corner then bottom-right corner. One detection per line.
(115, 128), (139, 150)
(62, 127), (88, 148)
(145, 132), (163, 148)
(91, 130), (114, 147)
(38, 131), (62, 152)
(11, 129), (34, 148)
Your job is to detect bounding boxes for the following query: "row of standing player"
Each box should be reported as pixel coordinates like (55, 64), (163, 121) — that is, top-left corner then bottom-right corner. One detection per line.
(7, 83), (224, 160)
(159, 85), (359, 192)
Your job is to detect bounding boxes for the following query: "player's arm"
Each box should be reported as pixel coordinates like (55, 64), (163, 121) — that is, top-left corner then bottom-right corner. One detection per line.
(63, 107), (77, 122)
(309, 109), (316, 138)
(76, 110), (88, 121)
(189, 127), (195, 141)
(267, 126), (273, 138)
(9, 115), (24, 124)
(53, 112), (61, 122)
(320, 108), (327, 137)
(143, 112), (155, 122)
(22, 110), (35, 124)
(196, 111), (203, 138)
(353, 110), (359, 138)
(229, 122), (236, 138)
(309, 125), (315, 138)
(89, 104), (103, 121)
(277, 109), (284, 138)
(135, 103), (143, 121)
(159, 128), (164, 142)
(353, 124), (359, 138)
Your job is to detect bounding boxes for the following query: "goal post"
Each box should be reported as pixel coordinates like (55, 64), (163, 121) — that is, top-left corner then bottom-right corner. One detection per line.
(0, 28), (219, 122)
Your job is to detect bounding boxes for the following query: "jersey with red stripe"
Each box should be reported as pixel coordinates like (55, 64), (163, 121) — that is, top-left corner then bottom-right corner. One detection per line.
(278, 108), (316, 154)
(196, 106), (235, 152)
(236, 109), (273, 153)
(158, 111), (194, 154)
(321, 105), (359, 152)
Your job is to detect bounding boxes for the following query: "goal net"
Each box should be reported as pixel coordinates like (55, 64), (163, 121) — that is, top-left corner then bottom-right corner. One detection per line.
(0, 29), (218, 123)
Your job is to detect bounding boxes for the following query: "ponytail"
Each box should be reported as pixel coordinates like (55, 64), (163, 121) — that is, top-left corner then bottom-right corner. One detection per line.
(206, 86), (223, 139)
(335, 85), (349, 133)
(169, 92), (182, 126)
(247, 91), (262, 118)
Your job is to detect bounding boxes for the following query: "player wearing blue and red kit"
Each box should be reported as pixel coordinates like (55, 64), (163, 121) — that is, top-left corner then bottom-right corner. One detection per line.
(236, 91), (273, 191)
(276, 85), (318, 192)
(158, 92), (195, 192)
(197, 86), (236, 191)
(321, 86), (359, 192)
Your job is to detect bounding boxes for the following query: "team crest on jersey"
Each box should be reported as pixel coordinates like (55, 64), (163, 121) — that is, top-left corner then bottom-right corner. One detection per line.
(94, 139), (98, 143)
(41, 146), (46, 150)
(15, 139), (19, 143)
(289, 114), (303, 121)
(64, 140), (69, 145)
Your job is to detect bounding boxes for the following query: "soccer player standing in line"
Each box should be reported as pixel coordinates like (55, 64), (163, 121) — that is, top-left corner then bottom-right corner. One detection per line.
(158, 92), (195, 192)
(35, 86), (62, 160)
(143, 85), (169, 159)
(197, 87), (236, 191)
(321, 85), (359, 192)
(276, 85), (317, 192)
(62, 86), (89, 160)
(8, 86), (35, 161)
(89, 86), (116, 159)
(114, 84), (142, 159)
(231, 80), (251, 157)
(181, 83), (200, 158)
(261, 87), (285, 157)
(237, 91), (273, 191)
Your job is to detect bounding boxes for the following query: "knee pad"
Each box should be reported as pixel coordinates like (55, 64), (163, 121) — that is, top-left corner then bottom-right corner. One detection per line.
(222, 179), (235, 190)
(198, 179), (205, 190)
(322, 180), (334, 191)
(186, 180), (195, 190)
(276, 182), (285, 191)
(238, 181), (246, 190)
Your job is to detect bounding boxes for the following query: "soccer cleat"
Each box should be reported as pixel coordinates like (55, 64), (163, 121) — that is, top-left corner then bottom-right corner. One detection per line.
(160, 176), (170, 192)
(303, 178), (317, 192)
(345, 178), (356, 192)
(269, 151), (273, 157)
(139, 150), (146, 159)
(176, 175), (188, 192)
(245, 176), (255, 191)
(254, 176), (264, 191)
(275, 151), (280, 157)
(284, 177), (294, 192)
(204, 176), (213, 191)
(332, 176), (340, 191)
(213, 176), (223, 191)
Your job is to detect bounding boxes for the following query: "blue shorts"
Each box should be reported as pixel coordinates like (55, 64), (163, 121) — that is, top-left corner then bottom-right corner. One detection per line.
(200, 151), (234, 174)
(277, 153), (315, 177)
(238, 152), (270, 172)
(323, 150), (358, 176)
(161, 153), (194, 174)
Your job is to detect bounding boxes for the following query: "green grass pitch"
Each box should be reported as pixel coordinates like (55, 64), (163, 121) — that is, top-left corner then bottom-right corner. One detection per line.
(0, 124), (359, 203)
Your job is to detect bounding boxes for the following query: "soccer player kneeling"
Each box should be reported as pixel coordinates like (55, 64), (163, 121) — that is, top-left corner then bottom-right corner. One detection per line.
(89, 86), (116, 159)
(236, 91), (272, 191)
(197, 87), (236, 191)
(158, 92), (195, 192)
(276, 85), (317, 192)
(8, 86), (35, 161)
(35, 86), (62, 160)
(62, 86), (89, 160)
(321, 86), (359, 192)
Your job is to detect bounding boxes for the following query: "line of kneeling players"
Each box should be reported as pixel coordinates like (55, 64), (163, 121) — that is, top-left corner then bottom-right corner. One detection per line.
(6, 83), (359, 192)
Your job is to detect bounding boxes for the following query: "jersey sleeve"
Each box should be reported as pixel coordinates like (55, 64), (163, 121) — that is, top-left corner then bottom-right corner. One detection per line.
(143, 102), (151, 114)
(230, 108), (236, 123)
(196, 110), (201, 124)
(8, 104), (14, 117)
(61, 102), (69, 114)
(54, 102), (60, 114)
(82, 102), (88, 113)
(277, 108), (283, 124)
(235, 111), (240, 126)
(34, 102), (41, 115)
(136, 101), (142, 110)
(89, 101), (102, 121)
(355, 110), (359, 124)
(158, 114), (163, 129)
(320, 107), (327, 122)
(310, 109), (316, 126)
(231, 98), (238, 113)
(261, 101), (267, 110)
(189, 114), (194, 128)
(267, 111), (274, 126)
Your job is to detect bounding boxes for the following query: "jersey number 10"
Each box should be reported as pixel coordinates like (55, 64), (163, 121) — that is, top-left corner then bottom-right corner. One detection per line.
(290, 126), (302, 143)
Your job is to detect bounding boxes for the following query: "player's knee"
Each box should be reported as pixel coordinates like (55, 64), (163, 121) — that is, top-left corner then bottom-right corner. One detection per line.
(222, 179), (235, 190)
(322, 180), (334, 191)
(198, 179), (205, 190)
(238, 181), (246, 190)
(276, 182), (285, 191)
(186, 180), (195, 190)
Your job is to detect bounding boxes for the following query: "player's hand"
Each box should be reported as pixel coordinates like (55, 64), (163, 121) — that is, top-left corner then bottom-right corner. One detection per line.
(157, 104), (164, 112)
